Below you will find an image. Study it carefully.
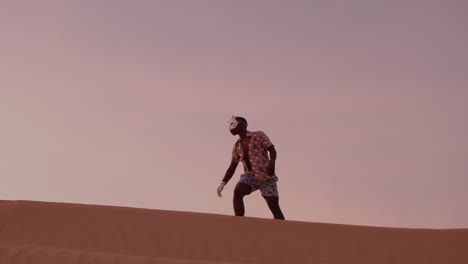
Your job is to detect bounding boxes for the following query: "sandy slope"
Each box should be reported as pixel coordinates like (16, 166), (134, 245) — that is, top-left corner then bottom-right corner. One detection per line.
(0, 200), (467, 264)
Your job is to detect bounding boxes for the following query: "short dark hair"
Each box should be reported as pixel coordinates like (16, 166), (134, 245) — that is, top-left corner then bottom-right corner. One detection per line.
(235, 116), (248, 127)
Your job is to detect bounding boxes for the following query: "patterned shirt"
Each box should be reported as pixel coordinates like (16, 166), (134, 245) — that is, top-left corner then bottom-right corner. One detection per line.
(232, 131), (274, 182)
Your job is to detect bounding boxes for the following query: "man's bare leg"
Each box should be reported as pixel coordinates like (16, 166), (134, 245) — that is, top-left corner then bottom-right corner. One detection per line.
(233, 182), (252, 216)
(263, 196), (285, 220)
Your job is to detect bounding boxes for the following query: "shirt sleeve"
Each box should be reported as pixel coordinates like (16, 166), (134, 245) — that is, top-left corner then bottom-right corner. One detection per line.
(232, 143), (240, 163)
(259, 131), (273, 150)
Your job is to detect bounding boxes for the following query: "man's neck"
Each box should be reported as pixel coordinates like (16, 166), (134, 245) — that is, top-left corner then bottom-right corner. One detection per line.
(239, 130), (250, 139)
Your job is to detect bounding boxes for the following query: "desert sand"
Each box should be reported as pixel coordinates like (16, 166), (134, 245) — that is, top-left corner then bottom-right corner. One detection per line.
(0, 200), (467, 264)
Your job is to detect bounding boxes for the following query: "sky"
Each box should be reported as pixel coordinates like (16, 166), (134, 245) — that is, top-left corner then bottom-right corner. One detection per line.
(1, 0), (467, 228)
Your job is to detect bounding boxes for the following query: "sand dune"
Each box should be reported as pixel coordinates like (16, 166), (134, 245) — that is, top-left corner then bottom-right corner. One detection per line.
(0, 200), (467, 263)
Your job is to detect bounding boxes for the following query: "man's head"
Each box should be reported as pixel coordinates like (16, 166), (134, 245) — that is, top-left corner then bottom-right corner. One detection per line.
(228, 116), (248, 136)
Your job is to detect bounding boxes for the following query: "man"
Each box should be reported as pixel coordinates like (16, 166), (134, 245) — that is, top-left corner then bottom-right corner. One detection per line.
(217, 116), (285, 220)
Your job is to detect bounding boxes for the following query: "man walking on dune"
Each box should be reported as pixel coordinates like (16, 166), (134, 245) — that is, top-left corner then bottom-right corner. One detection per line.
(217, 116), (285, 220)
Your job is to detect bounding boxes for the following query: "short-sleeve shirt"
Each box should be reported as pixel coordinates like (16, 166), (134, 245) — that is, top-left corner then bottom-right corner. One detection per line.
(232, 131), (274, 182)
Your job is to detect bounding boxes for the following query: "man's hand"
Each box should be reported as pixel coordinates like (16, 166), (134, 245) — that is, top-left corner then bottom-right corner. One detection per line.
(217, 181), (226, 197)
(267, 161), (275, 176)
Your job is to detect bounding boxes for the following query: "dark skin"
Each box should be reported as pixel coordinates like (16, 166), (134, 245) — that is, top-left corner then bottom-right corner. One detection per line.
(223, 121), (285, 220)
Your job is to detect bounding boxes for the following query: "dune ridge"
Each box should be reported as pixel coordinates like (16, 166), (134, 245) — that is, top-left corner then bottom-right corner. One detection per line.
(0, 200), (467, 263)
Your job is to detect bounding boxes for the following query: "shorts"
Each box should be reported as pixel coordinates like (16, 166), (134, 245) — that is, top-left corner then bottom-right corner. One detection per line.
(239, 174), (279, 197)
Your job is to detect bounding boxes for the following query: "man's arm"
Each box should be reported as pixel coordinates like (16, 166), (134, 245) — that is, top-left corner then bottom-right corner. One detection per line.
(222, 160), (239, 184)
(267, 145), (277, 176)
(268, 145), (277, 162)
(260, 131), (276, 162)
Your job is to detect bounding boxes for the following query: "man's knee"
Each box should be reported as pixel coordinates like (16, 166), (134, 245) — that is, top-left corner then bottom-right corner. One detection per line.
(233, 189), (247, 199)
(234, 184), (251, 199)
(264, 196), (280, 208)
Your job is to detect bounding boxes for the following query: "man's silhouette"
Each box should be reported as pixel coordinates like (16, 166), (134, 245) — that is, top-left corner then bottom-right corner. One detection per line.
(217, 116), (285, 220)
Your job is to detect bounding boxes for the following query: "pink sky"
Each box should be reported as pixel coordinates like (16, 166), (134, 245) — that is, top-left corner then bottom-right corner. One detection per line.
(1, 1), (467, 228)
